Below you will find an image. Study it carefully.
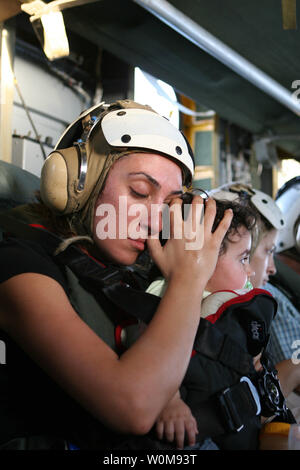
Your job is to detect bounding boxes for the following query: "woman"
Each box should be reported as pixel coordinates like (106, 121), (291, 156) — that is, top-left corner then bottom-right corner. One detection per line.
(0, 100), (232, 449)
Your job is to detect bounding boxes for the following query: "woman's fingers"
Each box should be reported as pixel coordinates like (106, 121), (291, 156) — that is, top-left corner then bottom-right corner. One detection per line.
(168, 197), (183, 239)
(155, 419), (164, 441)
(164, 420), (175, 444)
(184, 196), (205, 245)
(201, 197), (216, 236)
(173, 420), (185, 449)
(146, 235), (162, 262)
(147, 195), (233, 282)
(185, 416), (198, 447)
(210, 207), (233, 245)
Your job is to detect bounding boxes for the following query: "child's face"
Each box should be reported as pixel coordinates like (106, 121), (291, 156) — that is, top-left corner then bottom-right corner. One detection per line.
(206, 226), (254, 292)
(250, 228), (278, 288)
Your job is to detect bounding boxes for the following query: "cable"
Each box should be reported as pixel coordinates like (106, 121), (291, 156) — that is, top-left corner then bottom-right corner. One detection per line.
(13, 75), (47, 160)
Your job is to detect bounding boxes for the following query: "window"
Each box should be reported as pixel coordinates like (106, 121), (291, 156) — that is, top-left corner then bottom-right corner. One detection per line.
(134, 67), (179, 128)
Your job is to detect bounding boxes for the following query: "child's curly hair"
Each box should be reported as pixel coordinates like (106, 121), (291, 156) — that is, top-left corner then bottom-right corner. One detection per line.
(212, 198), (257, 255)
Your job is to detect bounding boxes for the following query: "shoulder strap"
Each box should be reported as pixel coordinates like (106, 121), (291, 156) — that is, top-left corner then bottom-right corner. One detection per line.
(0, 212), (60, 252)
(191, 377), (261, 440)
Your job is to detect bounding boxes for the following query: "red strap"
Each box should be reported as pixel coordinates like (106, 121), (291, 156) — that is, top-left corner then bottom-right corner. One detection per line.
(115, 325), (123, 352)
(79, 246), (106, 268)
(115, 319), (139, 354)
(29, 223), (48, 230)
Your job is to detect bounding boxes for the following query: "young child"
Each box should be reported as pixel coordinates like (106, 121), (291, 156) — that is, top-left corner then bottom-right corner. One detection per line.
(148, 198), (290, 450)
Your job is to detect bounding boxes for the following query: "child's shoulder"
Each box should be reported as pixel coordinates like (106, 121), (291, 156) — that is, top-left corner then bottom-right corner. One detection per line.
(201, 287), (253, 319)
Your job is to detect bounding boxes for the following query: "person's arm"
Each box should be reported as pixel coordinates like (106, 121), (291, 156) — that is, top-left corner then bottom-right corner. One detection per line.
(155, 390), (198, 449)
(276, 359), (300, 397)
(0, 197), (232, 435)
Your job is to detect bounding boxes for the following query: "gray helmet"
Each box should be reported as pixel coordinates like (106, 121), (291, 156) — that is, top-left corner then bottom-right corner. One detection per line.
(276, 176), (300, 253)
(210, 183), (285, 230)
(210, 182), (285, 255)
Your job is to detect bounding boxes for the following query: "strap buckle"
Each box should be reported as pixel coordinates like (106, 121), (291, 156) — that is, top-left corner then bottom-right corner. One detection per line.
(219, 376), (261, 433)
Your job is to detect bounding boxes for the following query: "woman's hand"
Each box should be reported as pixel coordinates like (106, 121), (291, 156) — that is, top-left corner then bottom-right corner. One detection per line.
(147, 196), (233, 287)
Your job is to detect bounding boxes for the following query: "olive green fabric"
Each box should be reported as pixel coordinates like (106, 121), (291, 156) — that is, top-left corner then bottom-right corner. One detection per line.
(0, 161), (40, 241)
(0, 160), (39, 210)
(65, 267), (117, 350)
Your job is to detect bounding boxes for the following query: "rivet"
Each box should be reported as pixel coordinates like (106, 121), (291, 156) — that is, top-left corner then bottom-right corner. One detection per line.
(176, 146), (182, 155)
(121, 134), (131, 143)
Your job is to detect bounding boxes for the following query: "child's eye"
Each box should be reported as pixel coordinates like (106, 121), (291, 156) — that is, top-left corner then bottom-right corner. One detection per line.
(130, 188), (148, 199)
(241, 256), (250, 264)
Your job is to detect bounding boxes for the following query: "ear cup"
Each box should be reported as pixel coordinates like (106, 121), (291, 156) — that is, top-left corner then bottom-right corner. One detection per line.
(40, 137), (115, 216)
(41, 146), (87, 214)
(40, 151), (69, 213)
(295, 217), (300, 253)
(41, 145), (95, 215)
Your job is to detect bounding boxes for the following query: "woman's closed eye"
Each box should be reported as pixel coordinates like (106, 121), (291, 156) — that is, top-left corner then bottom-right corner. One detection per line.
(130, 187), (149, 199)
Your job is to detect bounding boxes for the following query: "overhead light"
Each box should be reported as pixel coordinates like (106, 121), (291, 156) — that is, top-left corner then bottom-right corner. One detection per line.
(21, 1), (69, 60)
(21, 0), (98, 61)
(38, 10), (69, 60)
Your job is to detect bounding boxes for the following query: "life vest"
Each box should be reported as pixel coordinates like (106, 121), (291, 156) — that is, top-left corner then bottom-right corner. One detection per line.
(0, 209), (294, 450)
(0, 209), (162, 450)
(180, 289), (282, 450)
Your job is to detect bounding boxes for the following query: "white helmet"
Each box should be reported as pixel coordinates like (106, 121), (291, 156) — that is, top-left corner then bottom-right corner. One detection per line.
(40, 99), (195, 235)
(276, 176), (300, 253)
(210, 183), (285, 230)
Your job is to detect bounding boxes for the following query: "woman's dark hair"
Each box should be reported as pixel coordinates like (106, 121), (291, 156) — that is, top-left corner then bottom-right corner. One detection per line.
(212, 199), (256, 255)
(26, 192), (73, 237)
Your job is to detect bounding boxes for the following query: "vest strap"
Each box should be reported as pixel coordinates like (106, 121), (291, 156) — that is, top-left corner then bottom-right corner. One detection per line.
(192, 377), (261, 439)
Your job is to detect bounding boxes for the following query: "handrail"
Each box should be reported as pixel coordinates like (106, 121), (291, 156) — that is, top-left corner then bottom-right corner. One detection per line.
(133, 0), (300, 116)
